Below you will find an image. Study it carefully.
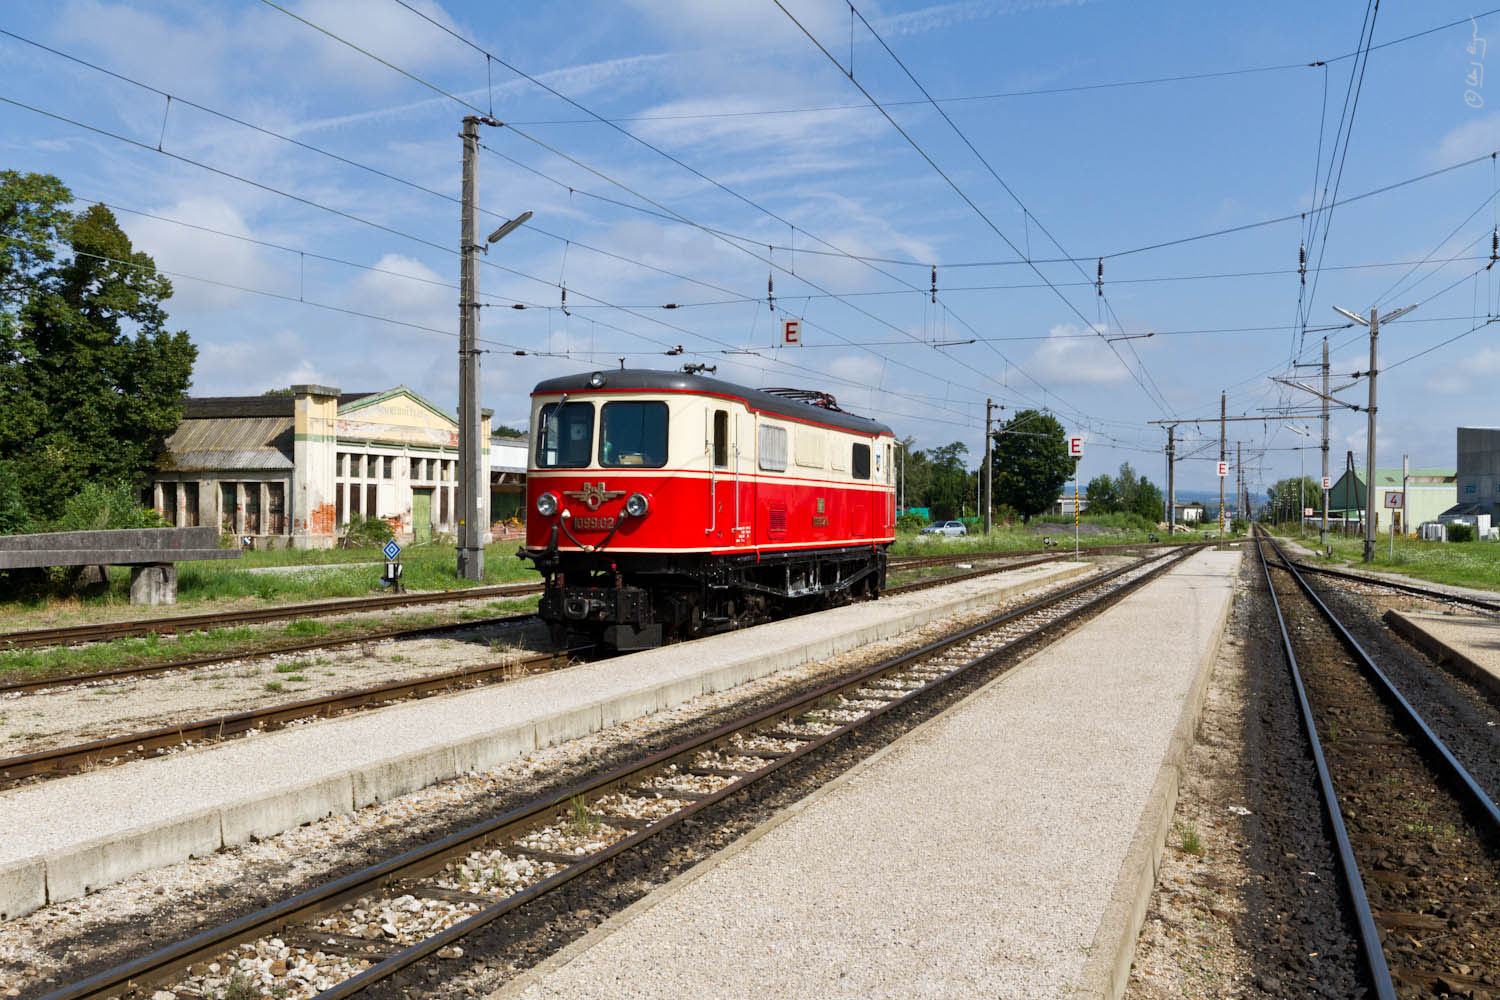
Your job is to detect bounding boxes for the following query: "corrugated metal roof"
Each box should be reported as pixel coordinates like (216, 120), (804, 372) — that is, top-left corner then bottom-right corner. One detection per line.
(184, 393), (375, 419)
(157, 416), (294, 471)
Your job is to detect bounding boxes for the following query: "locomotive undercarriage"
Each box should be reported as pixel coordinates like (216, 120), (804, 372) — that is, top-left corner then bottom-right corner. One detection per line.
(523, 544), (888, 652)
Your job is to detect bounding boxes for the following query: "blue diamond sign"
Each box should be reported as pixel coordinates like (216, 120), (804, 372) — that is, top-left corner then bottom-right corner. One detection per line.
(382, 540), (402, 560)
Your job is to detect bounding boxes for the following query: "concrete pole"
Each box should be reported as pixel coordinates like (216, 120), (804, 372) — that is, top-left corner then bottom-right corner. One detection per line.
(1363, 307), (1378, 562)
(457, 115), (485, 581)
(1402, 453), (1409, 542)
(1166, 424), (1175, 534)
(1236, 441), (1242, 527)
(1219, 392), (1226, 534)
(983, 398), (994, 536)
(1321, 337), (1330, 548)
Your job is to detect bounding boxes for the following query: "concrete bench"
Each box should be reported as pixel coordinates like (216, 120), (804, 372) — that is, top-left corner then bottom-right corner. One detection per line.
(0, 527), (238, 604)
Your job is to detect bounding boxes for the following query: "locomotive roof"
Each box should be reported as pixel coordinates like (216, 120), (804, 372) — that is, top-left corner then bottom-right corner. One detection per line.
(531, 369), (893, 437)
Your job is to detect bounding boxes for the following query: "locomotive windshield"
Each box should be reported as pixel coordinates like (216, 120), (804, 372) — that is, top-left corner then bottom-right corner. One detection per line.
(536, 401), (595, 468)
(600, 401), (668, 468)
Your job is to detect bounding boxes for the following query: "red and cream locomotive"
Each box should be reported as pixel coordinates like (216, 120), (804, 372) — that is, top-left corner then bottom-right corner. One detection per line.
(520, 368), (897, 650)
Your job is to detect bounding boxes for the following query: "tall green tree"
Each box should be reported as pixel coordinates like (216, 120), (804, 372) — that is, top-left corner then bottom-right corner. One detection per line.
(990, 410), (1070, 522)
(1085, 473), (1119, 514)
(896, 436), (932, 512)
(0, 172), (196, 524)
(926, 441), (970, 520)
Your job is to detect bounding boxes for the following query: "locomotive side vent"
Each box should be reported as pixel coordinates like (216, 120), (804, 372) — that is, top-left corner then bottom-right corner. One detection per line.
(767, 503), (787, 538)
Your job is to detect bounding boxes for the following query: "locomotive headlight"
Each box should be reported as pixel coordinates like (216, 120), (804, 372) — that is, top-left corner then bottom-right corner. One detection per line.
(624, 492), (650, 518)
(536, 491), (559, 517)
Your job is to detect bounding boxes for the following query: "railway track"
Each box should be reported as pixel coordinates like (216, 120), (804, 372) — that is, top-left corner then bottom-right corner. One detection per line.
(0, 645), (573, 789)
(0, 546), (1137, 695)
(0, 539), (1213, 651)
(1279, 552), (1500, 616)
(38, 544), (1203, 1000)
(0, 613), (540, 696)
(1255, 528), (1500, 999)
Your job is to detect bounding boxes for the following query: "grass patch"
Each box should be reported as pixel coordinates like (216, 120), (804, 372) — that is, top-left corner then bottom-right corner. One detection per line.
(0, 540), (543, 624)
(263, 680), (283, 693)
(283, 673), (307, 682)
(1177, 824), (1205, 856)
(1273, 526), (1500, 592)
(568, 794), (599, 835)
(273, 661), (303, 674)
(888, 516), (1219, 559)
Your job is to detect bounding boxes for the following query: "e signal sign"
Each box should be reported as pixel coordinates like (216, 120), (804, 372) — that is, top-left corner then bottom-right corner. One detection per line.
(782, 318), (802, 345)
(1067, 436), (1084, 457)
(1216, 461), (1228, 477)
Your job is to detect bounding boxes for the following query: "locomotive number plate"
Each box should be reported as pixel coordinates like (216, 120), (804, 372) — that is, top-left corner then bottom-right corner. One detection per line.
(572, 515), (616, 531)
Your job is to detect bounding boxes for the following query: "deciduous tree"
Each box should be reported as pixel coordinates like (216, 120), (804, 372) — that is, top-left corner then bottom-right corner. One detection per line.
(0, 172), (196, 524)
(990, 410), (1070, 522)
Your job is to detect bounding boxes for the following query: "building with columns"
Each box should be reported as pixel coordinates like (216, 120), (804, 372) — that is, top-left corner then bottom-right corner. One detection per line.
(148, 384), (495, 548)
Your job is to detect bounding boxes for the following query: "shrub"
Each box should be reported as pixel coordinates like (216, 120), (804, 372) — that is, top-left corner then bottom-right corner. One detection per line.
(341, 513), (394, 548)
(51, 481), (163, 532)
(1447, 522), (1475, 543)
(896, 512), (926, 532)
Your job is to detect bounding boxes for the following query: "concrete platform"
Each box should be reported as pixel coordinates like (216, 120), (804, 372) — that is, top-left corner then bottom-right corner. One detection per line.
(1385, 608), (1500, 699)
(0, 558), (1093, 922)
(500, 548), (1240, 1000)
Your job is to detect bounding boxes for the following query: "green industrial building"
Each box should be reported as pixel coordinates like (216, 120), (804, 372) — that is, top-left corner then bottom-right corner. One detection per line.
(1323, 467), (1456, 535)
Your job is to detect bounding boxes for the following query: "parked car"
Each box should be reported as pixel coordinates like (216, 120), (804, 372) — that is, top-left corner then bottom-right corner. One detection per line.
(920, 520), (968, 537)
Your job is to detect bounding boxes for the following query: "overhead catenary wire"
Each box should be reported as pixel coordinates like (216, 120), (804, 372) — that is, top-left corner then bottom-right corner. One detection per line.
(262, 1), (1130, 440)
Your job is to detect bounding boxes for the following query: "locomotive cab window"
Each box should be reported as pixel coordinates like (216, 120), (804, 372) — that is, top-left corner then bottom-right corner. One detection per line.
(536, 401), (595, 468)
(852, 442), (871, 480)
(713, 409), (729, 468)
(600, 401), (668, 468)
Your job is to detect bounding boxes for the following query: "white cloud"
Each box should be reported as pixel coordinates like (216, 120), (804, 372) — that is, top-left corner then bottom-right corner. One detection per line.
(194, 329), (323, 394)
(1024, 323), (1130, 384)
(1422, 345), (1500, 395)
(120, 196), (283, 310)
(1432, 111), (1500, 165)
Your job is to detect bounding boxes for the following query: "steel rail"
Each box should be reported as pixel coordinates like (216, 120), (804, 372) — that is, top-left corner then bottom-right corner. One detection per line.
(1263, 532), (1500, 829)
(40, 545), (1200, 1000)
(0, 613), (539, 696)
(0, 539), (1220, 650)
(1282, 556), (1500, 615)
(0, 581), (544, 649)
(1253, 529), (1397, 1000)
(0, 645), (574, 786)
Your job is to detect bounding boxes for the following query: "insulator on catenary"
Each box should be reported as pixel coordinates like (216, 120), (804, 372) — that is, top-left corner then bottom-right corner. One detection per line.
(1492, 227), (1498, 264)
(1299, 243), (1306, 285)
(930, 265), (937, 304)
(1096, 257), (1103, 297)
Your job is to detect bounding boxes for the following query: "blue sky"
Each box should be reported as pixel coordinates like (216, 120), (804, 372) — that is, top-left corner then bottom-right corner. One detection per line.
(4, 0), (1500, 497)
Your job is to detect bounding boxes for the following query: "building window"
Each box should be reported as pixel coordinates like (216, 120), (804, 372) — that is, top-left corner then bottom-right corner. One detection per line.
(267, 482), (285, 534)
(852, 443), (871, 481)
(440, 485), (450, 525)
(336, 453), (346, 477)
(410, 457), (420, 479)
(221, 483), (235, 531)
(161, 482), (178, 526)
(337, 481), (346, 525)
(383, 456), (394, 479)
(350, 482), (362, 518)
(245, 486), (261, 534)
(183, 483), (199, 527)
(366, 484), (377, 519)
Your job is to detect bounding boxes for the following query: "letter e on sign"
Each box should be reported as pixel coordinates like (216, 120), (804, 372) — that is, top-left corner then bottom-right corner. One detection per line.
(782, 318), (801, 345)
(1321, 476), (1331, 490)
(1067, 436), (1084, 458)
(1217, 461), (1228, 477)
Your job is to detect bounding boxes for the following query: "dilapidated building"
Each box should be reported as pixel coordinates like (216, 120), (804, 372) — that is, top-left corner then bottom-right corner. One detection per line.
(148, 384), (495, 548)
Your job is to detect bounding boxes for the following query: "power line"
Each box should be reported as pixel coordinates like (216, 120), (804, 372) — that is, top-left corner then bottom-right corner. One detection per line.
(777, 0), (1174, 417)
(488, 7), (1498, 124)
(263, 2), (1130, 441)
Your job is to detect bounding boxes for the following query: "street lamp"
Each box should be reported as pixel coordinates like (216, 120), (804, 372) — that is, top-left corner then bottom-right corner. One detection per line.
(1284, 424), (1311, 537)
